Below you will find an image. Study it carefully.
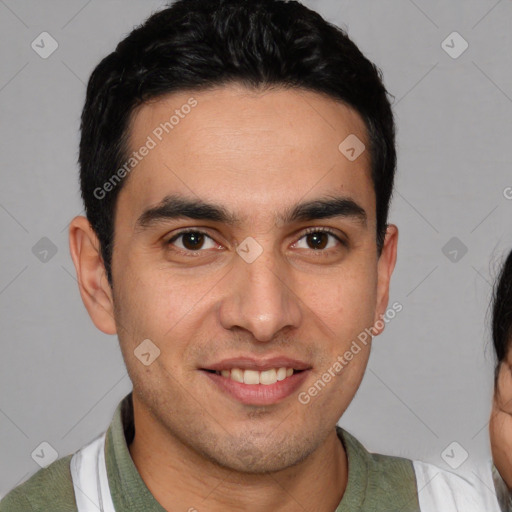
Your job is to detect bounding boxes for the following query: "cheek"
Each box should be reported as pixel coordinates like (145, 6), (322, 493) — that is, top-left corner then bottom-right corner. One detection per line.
(496, 364), (512, 412)
(300, 268), (377, 336)
(113, 276), (205, 385)
(113, 258), (223, 358)
(112, 263), (185, 342)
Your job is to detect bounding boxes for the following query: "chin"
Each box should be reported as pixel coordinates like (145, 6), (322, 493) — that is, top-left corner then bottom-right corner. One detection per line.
(197, 431), (317, 474)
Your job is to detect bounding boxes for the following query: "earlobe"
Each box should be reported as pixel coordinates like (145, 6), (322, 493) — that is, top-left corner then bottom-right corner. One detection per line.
(372, 224), (398, 336)
(68, 216), (117, 335)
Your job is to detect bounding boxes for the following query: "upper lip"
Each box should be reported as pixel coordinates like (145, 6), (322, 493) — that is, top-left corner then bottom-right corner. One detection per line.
(202, 356), (311, 372)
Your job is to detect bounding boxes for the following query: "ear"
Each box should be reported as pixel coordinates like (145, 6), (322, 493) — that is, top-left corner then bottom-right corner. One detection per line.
(372, 224), (398, 336)
(68, 216), (117, 335)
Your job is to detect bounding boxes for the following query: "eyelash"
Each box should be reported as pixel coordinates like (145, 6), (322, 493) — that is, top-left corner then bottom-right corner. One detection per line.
(300, 227), (346, 247)
(166, 227), (346, 254)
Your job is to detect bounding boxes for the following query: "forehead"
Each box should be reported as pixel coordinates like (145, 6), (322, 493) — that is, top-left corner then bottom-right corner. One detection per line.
(118, 84), (374, 225)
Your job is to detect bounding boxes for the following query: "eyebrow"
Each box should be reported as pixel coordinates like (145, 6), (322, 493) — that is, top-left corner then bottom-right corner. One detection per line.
(286, 197), (367, 226)
(135, 194), (367, 231)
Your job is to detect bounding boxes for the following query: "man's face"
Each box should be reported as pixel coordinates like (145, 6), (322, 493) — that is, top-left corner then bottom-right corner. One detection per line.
(108, 84), (395, 473)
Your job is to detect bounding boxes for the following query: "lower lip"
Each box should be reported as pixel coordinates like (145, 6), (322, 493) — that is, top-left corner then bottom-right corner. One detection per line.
(201, 370), (310, 405)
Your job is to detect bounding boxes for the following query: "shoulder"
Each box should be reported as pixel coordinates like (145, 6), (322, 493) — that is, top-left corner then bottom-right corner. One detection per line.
(0, 455), (77, 512)
(340, 427), (417, 481)
(413, 459), (502, 512)
(337, 427), (421, 511)
(492, 463), (512, 511)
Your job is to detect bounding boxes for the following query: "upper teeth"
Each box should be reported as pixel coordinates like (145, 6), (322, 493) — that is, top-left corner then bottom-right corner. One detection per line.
(218, 367), (294, 385)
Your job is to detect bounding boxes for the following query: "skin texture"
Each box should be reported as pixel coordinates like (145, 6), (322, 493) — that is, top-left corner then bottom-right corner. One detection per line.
(491, 354), (512, 490)
(69, 84), (398, 512)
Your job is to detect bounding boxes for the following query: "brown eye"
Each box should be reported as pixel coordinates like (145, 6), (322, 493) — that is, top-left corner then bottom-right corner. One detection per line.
(181, 232), (204, 250)
(306, 232), (329, 250)
(168, 231), (217, 251)
(294, 229), (342, 251)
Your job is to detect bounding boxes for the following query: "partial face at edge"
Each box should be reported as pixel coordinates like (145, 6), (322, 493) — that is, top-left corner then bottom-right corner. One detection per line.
(107, 84), (397, 473)
(491, 349), (512, 489)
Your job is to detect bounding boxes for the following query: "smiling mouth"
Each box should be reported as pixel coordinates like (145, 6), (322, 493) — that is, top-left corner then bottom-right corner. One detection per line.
(202, 367), (304, 385)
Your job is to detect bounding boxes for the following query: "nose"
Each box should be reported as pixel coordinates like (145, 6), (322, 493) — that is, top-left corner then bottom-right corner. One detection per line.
(218, 247), (303, 342)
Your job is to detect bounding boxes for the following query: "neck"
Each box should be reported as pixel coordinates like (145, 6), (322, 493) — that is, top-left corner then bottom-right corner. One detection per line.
(128, 400), (347, 512)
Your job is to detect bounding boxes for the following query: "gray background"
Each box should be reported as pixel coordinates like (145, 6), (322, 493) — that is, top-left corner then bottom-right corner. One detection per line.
(1, 0), (511, 498)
